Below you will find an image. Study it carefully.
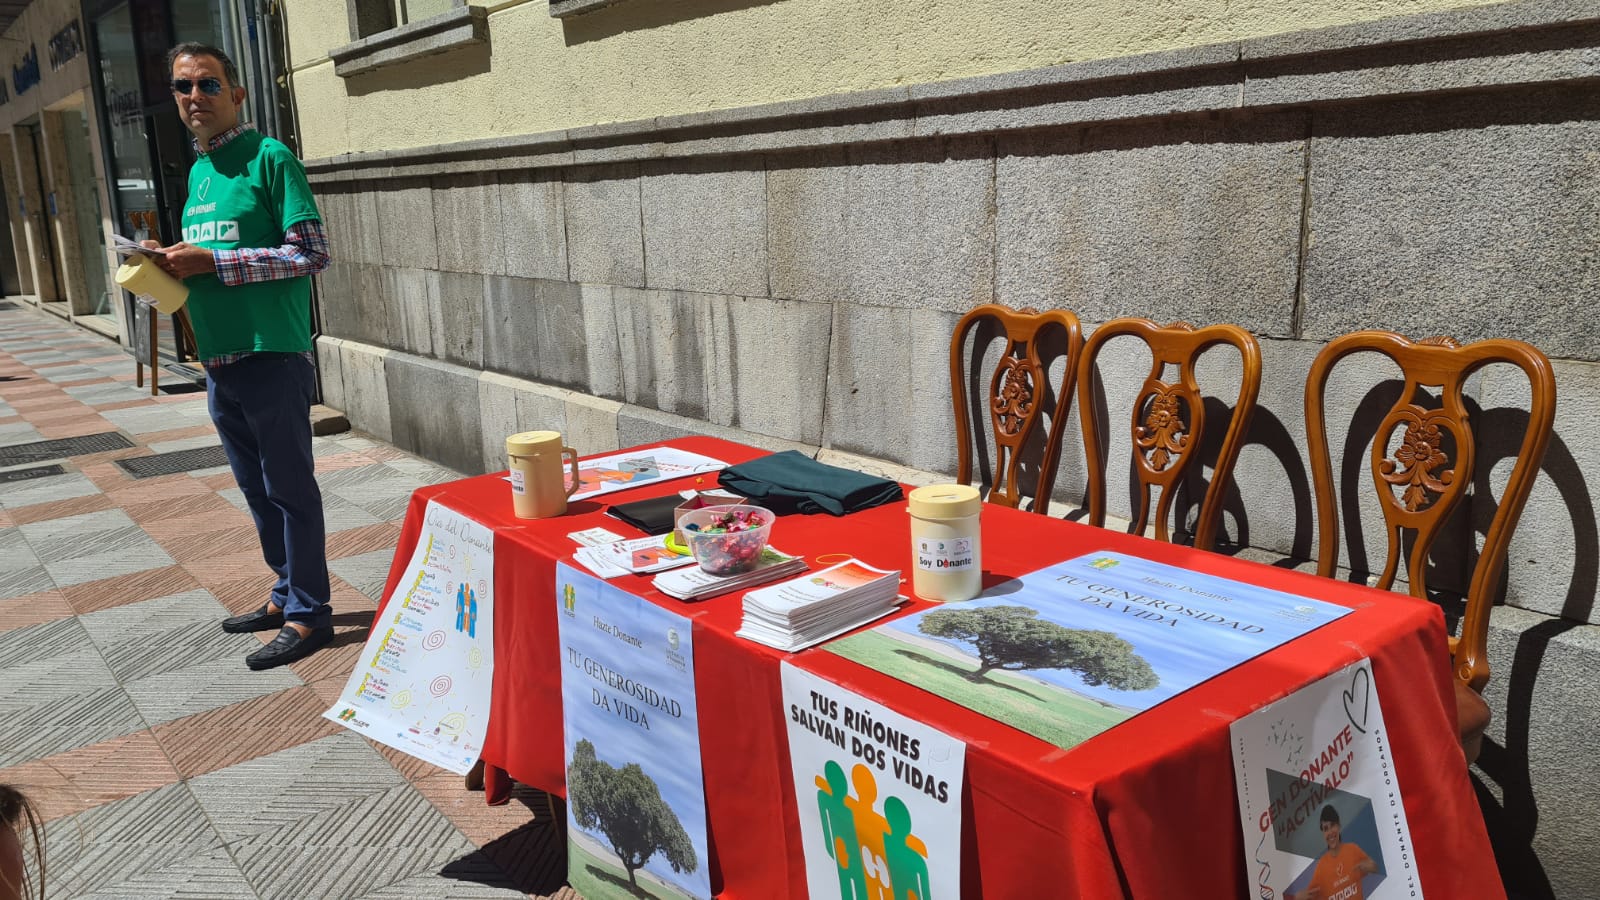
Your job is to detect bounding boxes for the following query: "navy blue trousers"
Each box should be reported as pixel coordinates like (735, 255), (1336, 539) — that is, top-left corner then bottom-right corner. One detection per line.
(206, 353), (331, 628)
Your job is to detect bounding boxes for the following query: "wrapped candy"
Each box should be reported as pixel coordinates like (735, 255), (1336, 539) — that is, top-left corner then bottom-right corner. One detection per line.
(682, 505), (773, 575)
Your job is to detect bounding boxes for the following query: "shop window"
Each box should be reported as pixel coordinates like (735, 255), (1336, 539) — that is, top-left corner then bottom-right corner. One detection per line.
(332, 0), (487, 78)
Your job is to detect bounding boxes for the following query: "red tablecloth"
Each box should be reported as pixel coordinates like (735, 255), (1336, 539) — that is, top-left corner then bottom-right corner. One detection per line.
(377, 436), (1502, 898)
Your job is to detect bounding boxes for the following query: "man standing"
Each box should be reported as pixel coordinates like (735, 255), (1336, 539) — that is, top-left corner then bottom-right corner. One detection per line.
(151, 42), (333, 670)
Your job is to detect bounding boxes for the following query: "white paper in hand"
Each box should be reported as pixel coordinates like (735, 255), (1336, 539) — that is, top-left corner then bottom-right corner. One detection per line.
(112, 233), (167, 256)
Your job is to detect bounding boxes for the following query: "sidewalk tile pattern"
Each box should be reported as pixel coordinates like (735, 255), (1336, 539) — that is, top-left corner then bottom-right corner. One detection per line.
(0, 306), (579, 899)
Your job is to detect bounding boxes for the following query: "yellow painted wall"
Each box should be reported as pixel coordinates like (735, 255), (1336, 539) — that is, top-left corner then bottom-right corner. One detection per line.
(286, 0), (1503, 158)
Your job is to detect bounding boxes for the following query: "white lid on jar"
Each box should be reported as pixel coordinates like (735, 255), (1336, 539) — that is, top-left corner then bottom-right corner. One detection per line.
(907, 484), (982, 520)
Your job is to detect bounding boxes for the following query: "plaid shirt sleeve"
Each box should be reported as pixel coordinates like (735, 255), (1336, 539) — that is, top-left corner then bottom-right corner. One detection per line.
(211, 219), (331, 286)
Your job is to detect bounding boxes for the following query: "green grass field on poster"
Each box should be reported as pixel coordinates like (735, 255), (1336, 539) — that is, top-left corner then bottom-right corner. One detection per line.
(829, 629), (1133, 748)
(567, 839), (697, 900)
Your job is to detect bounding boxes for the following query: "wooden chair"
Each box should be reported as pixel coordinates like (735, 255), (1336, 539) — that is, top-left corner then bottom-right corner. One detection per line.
(133, 306), (199, 396)
(1076, 319), (1261, 551)
(949, 303), (1083, 514)
(1305, 331), (1556, 762)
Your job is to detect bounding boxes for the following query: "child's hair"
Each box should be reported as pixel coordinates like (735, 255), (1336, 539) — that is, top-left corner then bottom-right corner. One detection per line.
(0, 784), (45, 900)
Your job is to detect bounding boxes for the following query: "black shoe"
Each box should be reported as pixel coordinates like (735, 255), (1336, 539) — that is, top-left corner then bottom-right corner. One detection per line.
(221, 604), (285, 634)
(246, 625), (334, 671)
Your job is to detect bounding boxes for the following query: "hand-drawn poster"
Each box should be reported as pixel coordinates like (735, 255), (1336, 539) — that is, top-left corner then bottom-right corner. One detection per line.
(557, 563), (711, 900)
(324, 500), (494, 774)
(1232, 658), (1421, 900)
(829, 551), (1350, 749)
(570, 446), (727, 501)
(782, 662), (966, 900)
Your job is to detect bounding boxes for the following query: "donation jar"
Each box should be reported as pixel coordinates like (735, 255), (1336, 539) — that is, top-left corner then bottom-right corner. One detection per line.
(907, 484), (982, 602)
(505, 431), (578, 518)
(114, 254), (189, 314)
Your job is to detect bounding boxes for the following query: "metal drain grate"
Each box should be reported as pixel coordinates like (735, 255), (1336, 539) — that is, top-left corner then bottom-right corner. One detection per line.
(0, 464), (66, 483)
(115, 445), (232, 479)
(0, 431), (134, 467)
(162, 363), (206, 382)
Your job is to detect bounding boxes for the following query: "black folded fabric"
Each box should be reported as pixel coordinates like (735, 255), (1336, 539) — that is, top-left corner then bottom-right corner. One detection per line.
(605, 493), (683, 535)
(717, 450), (903, 516)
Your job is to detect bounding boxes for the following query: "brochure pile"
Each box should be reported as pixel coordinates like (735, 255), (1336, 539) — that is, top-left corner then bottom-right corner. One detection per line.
(737, 559), (903, 652)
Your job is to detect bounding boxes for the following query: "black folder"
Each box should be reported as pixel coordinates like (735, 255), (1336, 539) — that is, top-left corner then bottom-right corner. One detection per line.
(604, 493), (683, 535)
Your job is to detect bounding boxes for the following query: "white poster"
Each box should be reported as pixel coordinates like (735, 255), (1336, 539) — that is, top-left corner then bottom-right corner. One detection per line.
(323, 500), (494, 775)
(782, 662), (966, 900)
(557, 563), (711, 900)
(570, 446), (728, 501)
(1231, 658), (1421, 900)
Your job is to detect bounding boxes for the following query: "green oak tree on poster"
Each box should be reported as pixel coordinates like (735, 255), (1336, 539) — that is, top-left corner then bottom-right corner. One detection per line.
(567, 738), (698, 894)
(919, 605), (1159, 689)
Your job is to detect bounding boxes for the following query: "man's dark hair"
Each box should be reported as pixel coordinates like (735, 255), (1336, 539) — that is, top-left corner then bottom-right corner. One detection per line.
(1320, 804), (1340, 826)
(166, 41), (240, 88)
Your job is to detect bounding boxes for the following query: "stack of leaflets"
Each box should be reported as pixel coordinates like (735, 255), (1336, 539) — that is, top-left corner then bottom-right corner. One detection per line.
(112, 234), (166, 256)
(736, 559), (904, 652)
(652, 547), (808, 601)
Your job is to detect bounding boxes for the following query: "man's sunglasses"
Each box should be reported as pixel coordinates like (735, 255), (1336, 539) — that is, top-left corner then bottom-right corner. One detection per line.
(170, 77), (224, 96)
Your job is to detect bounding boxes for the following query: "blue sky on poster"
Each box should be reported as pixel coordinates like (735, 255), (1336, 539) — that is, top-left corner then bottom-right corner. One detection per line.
(558, 563), (710, 898)
(881, 552), (1350, 708)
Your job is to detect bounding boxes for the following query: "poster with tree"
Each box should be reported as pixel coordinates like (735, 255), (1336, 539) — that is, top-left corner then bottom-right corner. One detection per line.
(829, 551), (1349, 749)
(556, 563), (710, 900)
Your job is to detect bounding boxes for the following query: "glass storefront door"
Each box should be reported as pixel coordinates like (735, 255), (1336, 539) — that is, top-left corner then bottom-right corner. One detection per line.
(60, 108), (112, 317)
(0, 186), (17, 296)
(17, 122), (63, 303)
(94, 1), (179, 359)
(95, 3), (162, 246)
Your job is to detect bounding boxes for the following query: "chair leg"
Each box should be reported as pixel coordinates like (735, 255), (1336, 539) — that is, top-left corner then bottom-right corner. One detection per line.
(148, 313), (159, 397)
(1455, 680), (1491, 766)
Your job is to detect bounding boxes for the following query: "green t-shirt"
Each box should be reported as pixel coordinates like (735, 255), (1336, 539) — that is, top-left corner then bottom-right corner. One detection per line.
(180, 129), (320, 359)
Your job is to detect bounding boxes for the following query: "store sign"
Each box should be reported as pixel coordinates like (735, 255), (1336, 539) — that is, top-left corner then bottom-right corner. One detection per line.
(107, 89), (141, 126)
(11, 44), (39, 96)
(48, 20), (83, 71)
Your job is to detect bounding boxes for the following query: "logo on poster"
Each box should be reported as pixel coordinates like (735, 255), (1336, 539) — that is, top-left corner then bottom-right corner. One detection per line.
(562, 582), (577, 616)
(665, 626), (687, 672)
(1268, 718), (1307, 770)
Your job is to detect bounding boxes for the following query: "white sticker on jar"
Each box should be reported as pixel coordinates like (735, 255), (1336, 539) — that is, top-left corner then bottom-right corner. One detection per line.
(915, 537), (975, 571)
(509, 468), (526, 494)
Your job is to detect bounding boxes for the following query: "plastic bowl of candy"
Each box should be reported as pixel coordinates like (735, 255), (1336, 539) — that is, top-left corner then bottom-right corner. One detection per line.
(680, 504), (774, 576)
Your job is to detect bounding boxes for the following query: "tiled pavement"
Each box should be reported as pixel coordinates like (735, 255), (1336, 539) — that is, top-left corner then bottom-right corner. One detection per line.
(0, 304), (578, 899)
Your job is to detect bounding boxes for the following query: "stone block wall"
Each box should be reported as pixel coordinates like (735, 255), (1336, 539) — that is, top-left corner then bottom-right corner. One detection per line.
(304, 5), (1600, 895)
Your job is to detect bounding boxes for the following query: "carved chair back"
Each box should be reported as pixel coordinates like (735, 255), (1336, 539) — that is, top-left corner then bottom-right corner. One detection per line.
(1076, 319), (1262, 551)
(949, 304), (1083, 514)
(1305, 331), (1555, 693)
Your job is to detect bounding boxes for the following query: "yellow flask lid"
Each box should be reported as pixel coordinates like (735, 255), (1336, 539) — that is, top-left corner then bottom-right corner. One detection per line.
(907, 484), (982, 519)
